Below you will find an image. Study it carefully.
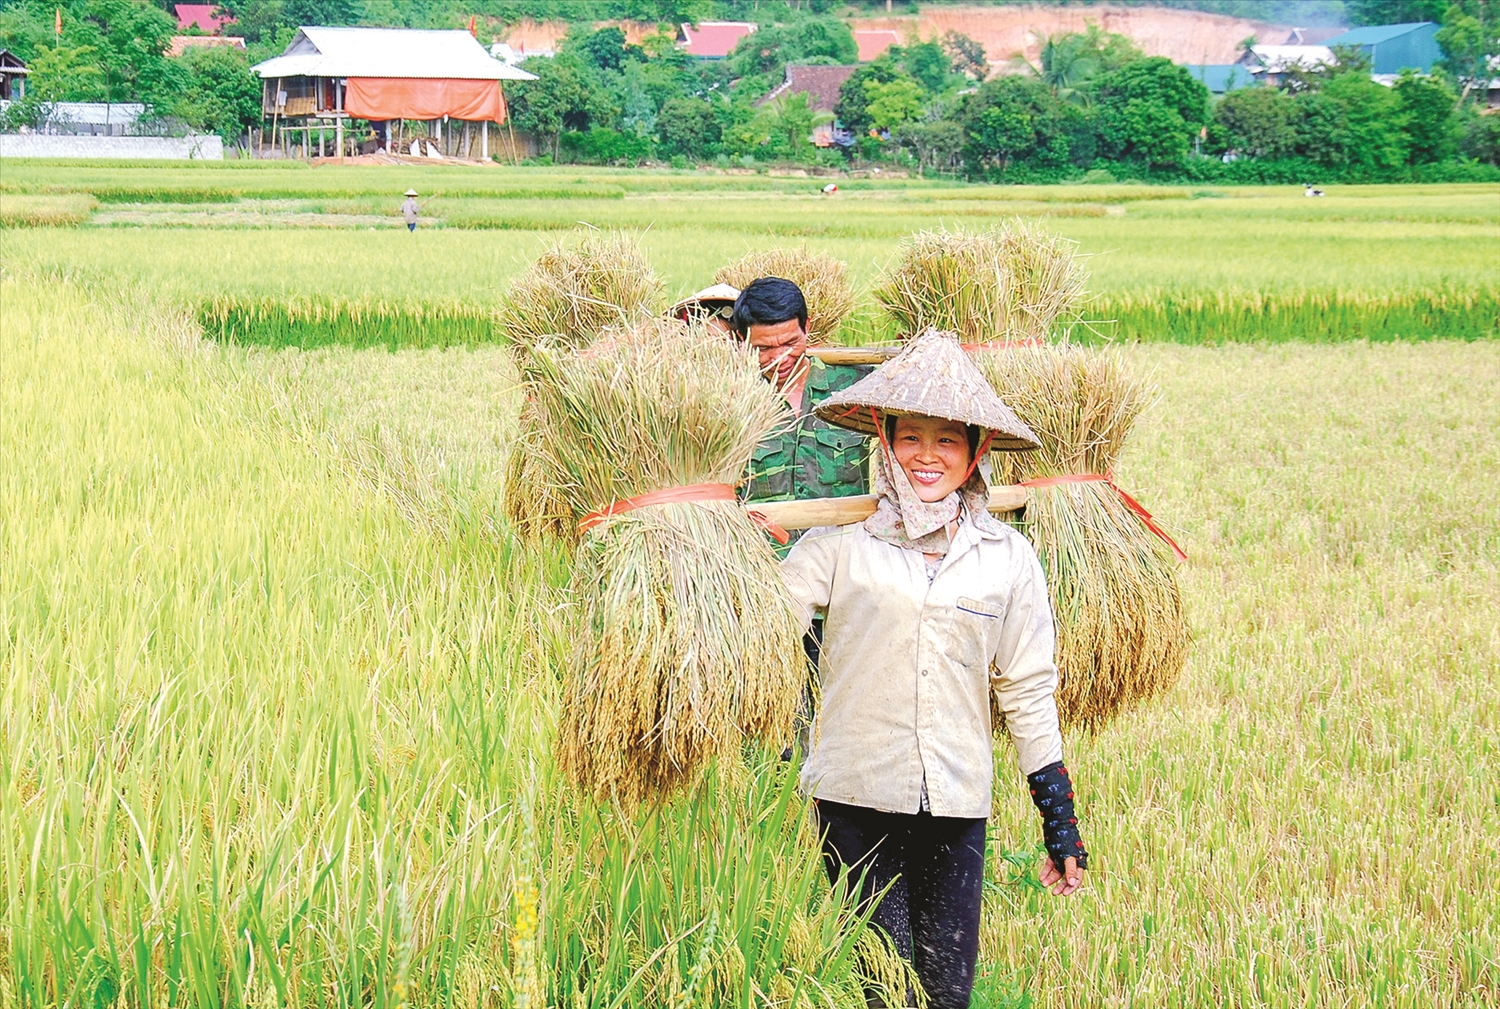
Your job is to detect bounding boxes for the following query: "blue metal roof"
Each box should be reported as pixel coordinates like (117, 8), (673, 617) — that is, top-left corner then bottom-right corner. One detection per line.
(1184, 64), (1257, 93)
(1324, 22), (1434, 46)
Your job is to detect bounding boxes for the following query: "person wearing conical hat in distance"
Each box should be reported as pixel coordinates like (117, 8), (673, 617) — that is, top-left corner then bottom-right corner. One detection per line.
(780, 331), (1088, 1009)
(671, 283), (740, 335)
(400, 189), (421, 232)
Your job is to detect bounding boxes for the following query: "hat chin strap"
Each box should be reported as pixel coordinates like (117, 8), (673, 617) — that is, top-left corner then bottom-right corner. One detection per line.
(870, 406), (994, 490)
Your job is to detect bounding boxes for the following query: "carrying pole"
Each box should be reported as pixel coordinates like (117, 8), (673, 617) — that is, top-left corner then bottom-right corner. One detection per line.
(747, 485), (1029, 531)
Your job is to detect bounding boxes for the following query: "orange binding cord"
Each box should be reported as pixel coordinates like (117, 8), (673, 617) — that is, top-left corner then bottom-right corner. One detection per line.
(1019, 472), (1187, 561)
(577, 481), (790, 545)
(961, 338), (1045, 352)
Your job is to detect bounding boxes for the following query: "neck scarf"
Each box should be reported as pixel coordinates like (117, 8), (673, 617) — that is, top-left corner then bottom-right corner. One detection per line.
(863, 423), (1005, 554)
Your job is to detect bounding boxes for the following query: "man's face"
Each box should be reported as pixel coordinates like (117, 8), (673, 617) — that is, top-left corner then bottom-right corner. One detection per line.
(745, 318), (808, 389)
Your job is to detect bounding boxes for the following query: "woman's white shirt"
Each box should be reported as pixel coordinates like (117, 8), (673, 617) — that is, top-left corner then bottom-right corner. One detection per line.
(781, 515), (1063, 819)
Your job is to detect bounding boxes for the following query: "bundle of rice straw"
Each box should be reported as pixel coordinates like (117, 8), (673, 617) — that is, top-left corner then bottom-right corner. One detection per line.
(526, 319), (806, 805)
(873, 222), (1087, 344)
(500, 231), (666, 538)
(976, 343), (1188, 734)
(715, 246), (854, 344)
(498, 230), (665, 352)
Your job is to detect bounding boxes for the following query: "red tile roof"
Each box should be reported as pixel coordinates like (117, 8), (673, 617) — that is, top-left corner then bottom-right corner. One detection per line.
(679, 21), (756, 59)
(759, 64), (859, 113)
(175, 4), (235, 35)
(854, 29), (901, 62)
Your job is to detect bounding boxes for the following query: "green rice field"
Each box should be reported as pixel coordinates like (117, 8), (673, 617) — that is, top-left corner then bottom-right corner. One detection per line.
(2, 162), (1498, 1008)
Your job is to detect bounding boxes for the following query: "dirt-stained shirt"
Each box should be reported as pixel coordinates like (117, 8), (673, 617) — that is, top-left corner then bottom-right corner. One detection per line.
(742, 357), (872, 517)
(780, 513), (1065, 819)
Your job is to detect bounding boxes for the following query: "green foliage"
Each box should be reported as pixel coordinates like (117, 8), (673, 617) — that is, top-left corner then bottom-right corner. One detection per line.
(508, 53), (615, 159)
(862, 76), (922, 131)
(1038, 23), (1144, 104)
(657, 96), (721, 158)
(726, 14), (857, 80)
(1093, 57), (1210, 167)
(960, 75), (1073, 173)
(1211, 86), (1300, 160)
(835, 58), (901, 137)
(1301, 71), (1412, 177)
(1436, 1), (1500, 98)
(1395, 70), (1460, 163)
(752, 91), (831, 160)
(0, 0), (181, 105)
(1346, 0), (1449, 23)
(169, 44), (263, 146)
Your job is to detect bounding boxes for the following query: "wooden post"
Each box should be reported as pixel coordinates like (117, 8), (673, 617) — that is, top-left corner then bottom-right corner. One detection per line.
(336, 115), (344, 162)
(481, 120), (488, 161)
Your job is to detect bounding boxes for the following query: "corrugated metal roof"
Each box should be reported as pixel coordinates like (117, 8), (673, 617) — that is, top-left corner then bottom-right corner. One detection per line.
(1247, 44), (1334, 72)
(1184, 64), (1256, 93)
(1324, 22), (1434, 46)
(252, 27), (536, 81)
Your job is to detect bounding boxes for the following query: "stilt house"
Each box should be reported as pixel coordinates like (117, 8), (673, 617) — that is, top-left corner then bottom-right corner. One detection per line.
(250, 26), (535, 160)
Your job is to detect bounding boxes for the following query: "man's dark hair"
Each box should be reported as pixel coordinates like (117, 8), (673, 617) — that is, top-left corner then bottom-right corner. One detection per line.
(731, 277), (808, 337)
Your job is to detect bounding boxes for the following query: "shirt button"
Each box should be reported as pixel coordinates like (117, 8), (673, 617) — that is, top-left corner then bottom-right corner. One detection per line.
(921, 669), (929, 677)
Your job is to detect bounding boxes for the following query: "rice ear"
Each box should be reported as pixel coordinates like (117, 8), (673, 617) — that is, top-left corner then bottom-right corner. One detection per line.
(874, 222), (1088, 344)
(715, 246), (855, 344)
(977, 343), (1188, 733)
(499, 230), (665, 353)
(527, 320), (805, 805)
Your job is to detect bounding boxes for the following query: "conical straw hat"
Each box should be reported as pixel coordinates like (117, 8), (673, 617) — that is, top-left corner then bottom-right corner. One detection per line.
(816, 329), (1040, 451)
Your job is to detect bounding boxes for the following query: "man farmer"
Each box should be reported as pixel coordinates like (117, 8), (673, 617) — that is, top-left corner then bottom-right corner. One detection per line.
(400, 189), (421, 232)
(731, 276), (872, 522)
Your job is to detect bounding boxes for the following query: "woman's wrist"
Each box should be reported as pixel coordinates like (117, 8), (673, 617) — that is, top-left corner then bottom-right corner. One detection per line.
(1026, 760), (1089, 872)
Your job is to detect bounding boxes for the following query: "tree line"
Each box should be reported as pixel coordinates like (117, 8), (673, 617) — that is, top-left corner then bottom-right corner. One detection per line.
(1, 0), (1495, 180)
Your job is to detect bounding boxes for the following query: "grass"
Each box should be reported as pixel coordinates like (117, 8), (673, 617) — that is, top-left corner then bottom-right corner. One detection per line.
(0, 194), (98, 228)
(1, 167), (1493, 346)
(3, 163), (1499, 1006)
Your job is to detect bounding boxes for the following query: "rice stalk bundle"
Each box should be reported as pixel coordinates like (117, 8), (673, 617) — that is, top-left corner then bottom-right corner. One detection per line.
(500, 231), (666, 537)
(527, 320), (805, 805)
(498, 230), (665, 353)
(714, 246), (855, 343)
(977, 343), (1188, 734)
(874, 222), (1087, 344)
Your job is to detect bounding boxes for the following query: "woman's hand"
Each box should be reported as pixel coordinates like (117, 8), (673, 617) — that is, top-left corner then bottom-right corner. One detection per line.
(1039, 855), (1085, 896)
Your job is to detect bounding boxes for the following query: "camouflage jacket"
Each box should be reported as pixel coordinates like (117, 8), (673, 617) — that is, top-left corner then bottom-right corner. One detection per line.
(742, 359), (872, 517)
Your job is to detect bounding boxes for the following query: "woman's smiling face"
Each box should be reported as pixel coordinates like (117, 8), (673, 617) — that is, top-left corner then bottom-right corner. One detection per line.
(891, 415), (974, 503)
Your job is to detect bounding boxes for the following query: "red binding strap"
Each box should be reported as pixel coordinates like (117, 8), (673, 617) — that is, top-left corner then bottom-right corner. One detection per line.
(961, 339), (1045, 352)
(1020, 472), (1187, 561)
(578, 482), (790, 545)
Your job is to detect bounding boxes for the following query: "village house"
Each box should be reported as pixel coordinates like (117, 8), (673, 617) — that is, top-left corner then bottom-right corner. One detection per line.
(0, 49), (27, 102)
(250, 26), (534, 161)
(758, 64), (859, 148)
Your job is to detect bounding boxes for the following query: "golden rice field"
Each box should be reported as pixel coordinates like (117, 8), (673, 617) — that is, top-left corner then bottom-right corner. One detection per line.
(2, 164), (1498, 1008)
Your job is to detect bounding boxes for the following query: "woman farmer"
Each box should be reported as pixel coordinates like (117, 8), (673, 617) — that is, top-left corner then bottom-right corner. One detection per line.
(780, 331), (1088, 1009)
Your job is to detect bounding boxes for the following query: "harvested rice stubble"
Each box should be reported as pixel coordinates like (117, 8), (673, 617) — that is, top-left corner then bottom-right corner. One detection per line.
(978, 344), (1189, 733)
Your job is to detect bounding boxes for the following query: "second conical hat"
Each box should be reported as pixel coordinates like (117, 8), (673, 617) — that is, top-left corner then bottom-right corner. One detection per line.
(816, 329), (1040, 451)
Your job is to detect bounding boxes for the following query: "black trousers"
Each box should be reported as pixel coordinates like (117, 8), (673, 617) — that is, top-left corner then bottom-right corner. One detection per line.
(815, 799), (987, 1009)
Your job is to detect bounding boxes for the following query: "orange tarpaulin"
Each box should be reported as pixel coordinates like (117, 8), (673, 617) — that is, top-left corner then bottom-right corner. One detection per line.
(345, 77), (507, 122)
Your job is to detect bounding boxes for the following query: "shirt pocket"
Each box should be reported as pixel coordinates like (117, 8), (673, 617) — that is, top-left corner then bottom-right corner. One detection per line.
(812, 425), (870, 491)
(949, 596), (1004, 673)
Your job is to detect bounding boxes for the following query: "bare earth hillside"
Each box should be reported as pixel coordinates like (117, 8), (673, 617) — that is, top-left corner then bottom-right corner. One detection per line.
(850, 4), (1294, 68)
(496, 5), (1298, 69)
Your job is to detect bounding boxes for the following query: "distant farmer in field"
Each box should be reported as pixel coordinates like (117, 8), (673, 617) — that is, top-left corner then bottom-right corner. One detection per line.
(671, 283), (740, 335)
(782, 331), (1088, 1009)
(732, 277), (872, 516)
(400, 189), (420, 231)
